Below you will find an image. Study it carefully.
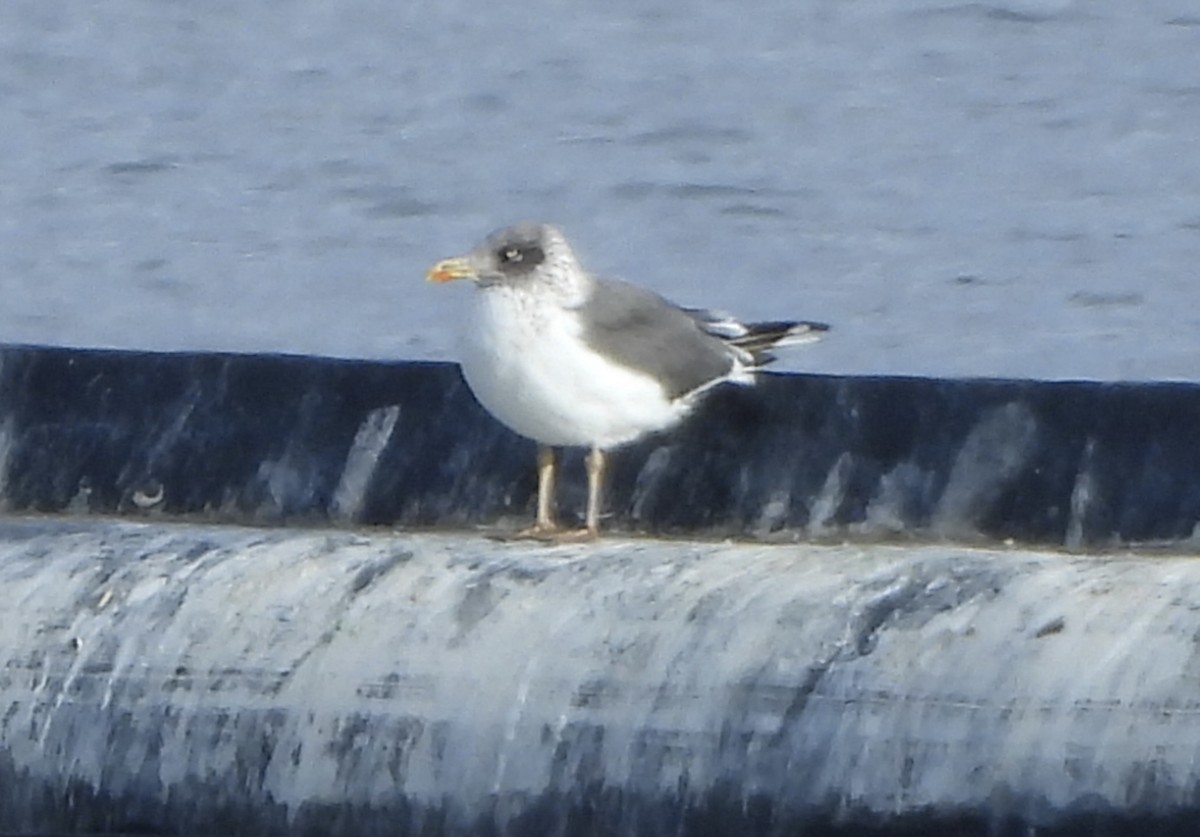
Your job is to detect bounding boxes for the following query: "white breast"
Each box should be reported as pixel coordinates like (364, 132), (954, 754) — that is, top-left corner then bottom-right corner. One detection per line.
(458, 285), (690, 449)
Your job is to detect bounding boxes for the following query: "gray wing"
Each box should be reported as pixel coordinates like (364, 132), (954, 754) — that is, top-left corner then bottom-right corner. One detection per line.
(577, 277), (738, 400)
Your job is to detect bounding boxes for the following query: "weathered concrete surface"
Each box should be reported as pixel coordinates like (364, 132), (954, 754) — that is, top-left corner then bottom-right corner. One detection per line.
(3, 344), (1200, 549)
(2, 517), (1199, 835)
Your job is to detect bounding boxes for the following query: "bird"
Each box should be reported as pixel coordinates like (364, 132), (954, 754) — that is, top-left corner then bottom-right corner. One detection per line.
(427, 222), (828, 541)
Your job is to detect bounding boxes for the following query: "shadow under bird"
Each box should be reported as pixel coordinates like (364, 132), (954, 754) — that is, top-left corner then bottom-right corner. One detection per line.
(427, 222), (829, 541)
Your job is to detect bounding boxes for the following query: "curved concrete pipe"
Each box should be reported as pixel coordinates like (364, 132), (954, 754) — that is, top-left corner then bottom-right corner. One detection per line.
(1, 518), (1196, 835)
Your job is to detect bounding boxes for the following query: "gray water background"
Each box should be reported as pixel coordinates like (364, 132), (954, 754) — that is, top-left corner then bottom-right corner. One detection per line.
(2, 0), (1198, 381)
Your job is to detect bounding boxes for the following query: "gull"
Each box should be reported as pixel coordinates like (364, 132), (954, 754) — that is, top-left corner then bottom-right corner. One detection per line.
(427, 222), (828, 540)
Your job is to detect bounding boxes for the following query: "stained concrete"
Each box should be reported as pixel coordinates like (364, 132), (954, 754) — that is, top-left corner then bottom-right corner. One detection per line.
(2, 518), (1199, 835)
(3, 345), (1200, 548)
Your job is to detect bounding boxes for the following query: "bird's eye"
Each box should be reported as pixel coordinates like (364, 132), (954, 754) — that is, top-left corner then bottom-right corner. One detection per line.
(495, 243), (544, 270)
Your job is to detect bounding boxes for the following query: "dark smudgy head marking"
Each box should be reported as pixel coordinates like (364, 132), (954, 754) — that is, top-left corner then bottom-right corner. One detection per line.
(494, 241), (546, 274)
(481, 222), (552, 278)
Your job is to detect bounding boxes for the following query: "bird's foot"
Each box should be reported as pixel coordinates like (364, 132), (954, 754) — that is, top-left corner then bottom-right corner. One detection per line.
(544, 527), (599, 544)
(499, 523), (599, 544)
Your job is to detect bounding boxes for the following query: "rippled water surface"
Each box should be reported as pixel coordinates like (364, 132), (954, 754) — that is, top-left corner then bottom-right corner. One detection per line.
(2, 0), (1198, 380)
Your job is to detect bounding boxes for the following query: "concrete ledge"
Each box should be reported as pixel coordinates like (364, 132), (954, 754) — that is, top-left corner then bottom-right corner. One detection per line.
(2, 517), (1198, 835)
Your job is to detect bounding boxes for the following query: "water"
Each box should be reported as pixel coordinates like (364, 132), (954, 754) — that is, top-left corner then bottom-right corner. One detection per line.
(1, 0), (1198, 381)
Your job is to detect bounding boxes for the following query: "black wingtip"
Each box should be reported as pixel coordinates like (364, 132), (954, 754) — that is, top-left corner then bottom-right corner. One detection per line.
(732, 320), (830, 355)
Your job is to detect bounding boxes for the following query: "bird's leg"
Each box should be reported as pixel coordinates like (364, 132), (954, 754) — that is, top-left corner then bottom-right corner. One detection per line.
(510, 445), (563, 540)
(509, 445), (604, 543)
(583, 446), (606, 538)
(534, 444), (558, 531)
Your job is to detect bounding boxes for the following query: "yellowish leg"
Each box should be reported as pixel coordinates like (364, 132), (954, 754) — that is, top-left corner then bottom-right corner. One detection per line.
(507, 445), (562, 539)
(534, 444), (558, 531)
(583, 446), (606, 538)
(507, 445), (604, 543)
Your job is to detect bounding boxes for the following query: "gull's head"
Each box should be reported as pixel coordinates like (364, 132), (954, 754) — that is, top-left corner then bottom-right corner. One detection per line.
(426, 222), (583, 291)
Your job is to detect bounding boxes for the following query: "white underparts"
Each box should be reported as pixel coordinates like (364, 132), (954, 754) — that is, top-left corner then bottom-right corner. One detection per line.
(459, 283), (739, 449)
